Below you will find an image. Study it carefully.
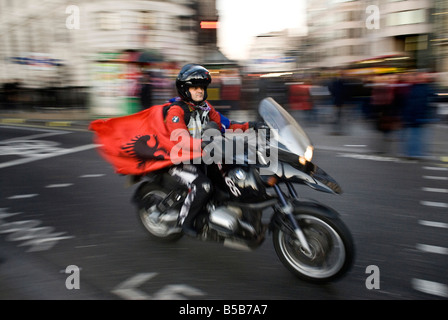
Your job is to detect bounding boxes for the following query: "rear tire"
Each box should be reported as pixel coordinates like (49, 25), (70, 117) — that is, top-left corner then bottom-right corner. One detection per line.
(135, 182), (183, 242)
(273, 210), (354, 283)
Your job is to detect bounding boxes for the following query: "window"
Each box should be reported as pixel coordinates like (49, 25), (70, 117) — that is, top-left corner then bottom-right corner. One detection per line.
(386, 9), (426, 26)
(405, 35), (428, 51)
(179, 15), (195, 32)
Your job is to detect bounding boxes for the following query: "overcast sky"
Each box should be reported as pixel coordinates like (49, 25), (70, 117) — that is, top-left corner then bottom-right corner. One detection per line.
(216, 0), (308, 61)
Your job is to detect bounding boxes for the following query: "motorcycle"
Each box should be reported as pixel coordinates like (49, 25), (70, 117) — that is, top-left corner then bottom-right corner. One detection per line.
(132, 97), (355, 283)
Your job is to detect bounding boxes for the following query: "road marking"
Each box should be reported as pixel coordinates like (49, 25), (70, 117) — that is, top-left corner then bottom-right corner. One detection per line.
(344, 144), (367, 148)
(1, 131), (69, 143)
(80, 174), (105, 178)
(0, 144), (99, 169)
(0, 140), (62, 156)
(152, 284), (206, 300)
(112, 273), (206, 300)
(423, 166), (448, 171)
(7, 194), (39, 200)
(0, 119), (25, 124)
(417, 244), (448, 255)
(0, 209), (74, 252)
(337, 153), (409, 163)
(46, 184), (73, 188)
(419, 220), (448, 229)
(423, 176), (448, 181)
(19, 234), (74, 252)
(412, 279), (448, 298)
(47, 121), (72, 127)
(1, 124), (63, 132)
(420, 201), (448, 208)
(112, 273), (158, 300)
(422, 187), (448, 193)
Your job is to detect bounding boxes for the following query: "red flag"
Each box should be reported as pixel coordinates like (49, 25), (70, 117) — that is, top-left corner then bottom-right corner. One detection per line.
(89, 104), (203, 175)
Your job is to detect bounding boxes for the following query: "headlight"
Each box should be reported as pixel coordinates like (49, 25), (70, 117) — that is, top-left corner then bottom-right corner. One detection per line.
(299, 146), (314, 165)
(304, 146), (314, 162)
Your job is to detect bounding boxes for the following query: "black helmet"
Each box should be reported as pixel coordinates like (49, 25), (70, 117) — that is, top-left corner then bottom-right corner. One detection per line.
(176, 64), (211, 104)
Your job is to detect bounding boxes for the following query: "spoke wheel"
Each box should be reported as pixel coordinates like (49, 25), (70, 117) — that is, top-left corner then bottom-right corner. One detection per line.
(273, 213), (354, 283)
(136, 185), (183, 242)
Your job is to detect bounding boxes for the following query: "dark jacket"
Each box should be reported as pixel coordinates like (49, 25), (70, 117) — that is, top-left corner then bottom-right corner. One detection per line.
(402, 83), (435, 127)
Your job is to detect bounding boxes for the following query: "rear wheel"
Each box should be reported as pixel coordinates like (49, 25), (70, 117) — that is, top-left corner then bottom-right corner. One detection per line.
(273, 211), (354, 283)
(136, 183), (183, 242)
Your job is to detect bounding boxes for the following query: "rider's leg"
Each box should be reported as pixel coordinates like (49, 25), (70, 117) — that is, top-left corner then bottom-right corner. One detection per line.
(169, 164), (212, 236)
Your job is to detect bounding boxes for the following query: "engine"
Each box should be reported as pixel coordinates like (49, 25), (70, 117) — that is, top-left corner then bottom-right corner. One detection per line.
(223, 167), (266, 201)
(209, 206), (242, 232)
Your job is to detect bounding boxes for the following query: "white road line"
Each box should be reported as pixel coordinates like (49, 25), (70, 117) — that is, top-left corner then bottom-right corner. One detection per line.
(0, 125), (68, 133)
(419, 220), (448, 229)
(80, 174), (106, 178)
(422, 187), (448, 193)
(412, 279), (448, 298)
(46, 184), (73, 188)
(0, 144), (99, 169)
(7, 194), (39, 200)
(343, 145), (367, 148)
(423, 166), (448, 171)
(112, 273), (158, 300)
(337, 153), (404, 162)
(1, 131), (69, 143)
(420, 201), (448, 208)
(423, 176), (448, 181)
(416, 244), (448, 255)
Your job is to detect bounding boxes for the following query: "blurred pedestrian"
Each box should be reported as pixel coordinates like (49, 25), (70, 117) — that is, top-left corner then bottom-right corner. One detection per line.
(138, 70), (153, 110)
(359, 76), (375, 120)
(400, 72), (436, 159)
(288, 80), (315, 125)
(369, 74), (401, 154)
(2, 80), (20, 111)
(328, 70), (347, 134)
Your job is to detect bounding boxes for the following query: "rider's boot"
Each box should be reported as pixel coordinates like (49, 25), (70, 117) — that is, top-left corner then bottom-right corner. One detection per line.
(181, 217), (198, 237)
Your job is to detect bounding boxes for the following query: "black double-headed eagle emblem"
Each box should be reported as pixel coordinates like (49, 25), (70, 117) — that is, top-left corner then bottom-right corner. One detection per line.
(121, 135), (169, 168)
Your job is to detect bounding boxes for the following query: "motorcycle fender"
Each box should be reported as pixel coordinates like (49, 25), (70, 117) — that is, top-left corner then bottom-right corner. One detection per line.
(291, 199), (341, 219)
(132, 181), (151, 206)
(270, 199), (340, 232)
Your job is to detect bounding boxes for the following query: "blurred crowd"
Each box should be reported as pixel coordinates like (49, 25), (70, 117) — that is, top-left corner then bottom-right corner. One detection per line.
(266, 69), (440, 159)
(0, 66), (443, 159)
(0, 79), (89, 112)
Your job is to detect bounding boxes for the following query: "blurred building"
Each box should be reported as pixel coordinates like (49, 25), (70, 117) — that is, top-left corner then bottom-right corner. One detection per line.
(432, 0), (448, 85)
(305, 0), (445, 77)
(306, 0), (369, 68)
(0, 0), (220, 115)
(245, 30), (301, 73)
(243, 0), (445, 78)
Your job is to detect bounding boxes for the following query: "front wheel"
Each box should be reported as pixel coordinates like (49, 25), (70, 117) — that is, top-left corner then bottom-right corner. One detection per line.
(272, 211), (355, 283)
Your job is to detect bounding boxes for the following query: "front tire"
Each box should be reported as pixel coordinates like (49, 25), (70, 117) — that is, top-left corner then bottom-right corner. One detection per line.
(135, 183), (183, 242)
(273, 210), (355, 283)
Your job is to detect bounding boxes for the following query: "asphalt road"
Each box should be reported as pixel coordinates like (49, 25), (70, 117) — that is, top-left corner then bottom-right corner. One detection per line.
(0, 123), (447, 302)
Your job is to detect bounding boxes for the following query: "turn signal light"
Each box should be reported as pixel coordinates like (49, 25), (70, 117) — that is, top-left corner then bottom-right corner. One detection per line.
(266, 176), (278, 186)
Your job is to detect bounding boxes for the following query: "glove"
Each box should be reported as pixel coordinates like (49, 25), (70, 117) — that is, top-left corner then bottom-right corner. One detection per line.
(250, 121), (271, 143)
(255, 121), (269, 131)
(250, 121), (269, 131)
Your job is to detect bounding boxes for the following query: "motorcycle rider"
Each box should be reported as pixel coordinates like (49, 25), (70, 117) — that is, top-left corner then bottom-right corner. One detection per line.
(165, 63), (262, 237)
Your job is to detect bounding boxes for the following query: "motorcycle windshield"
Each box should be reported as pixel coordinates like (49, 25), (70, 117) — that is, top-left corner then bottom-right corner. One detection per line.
(258, 97), (313, 157)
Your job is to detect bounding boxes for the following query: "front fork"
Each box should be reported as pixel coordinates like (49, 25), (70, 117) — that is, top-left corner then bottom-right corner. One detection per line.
(273, 183), (312, 255)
